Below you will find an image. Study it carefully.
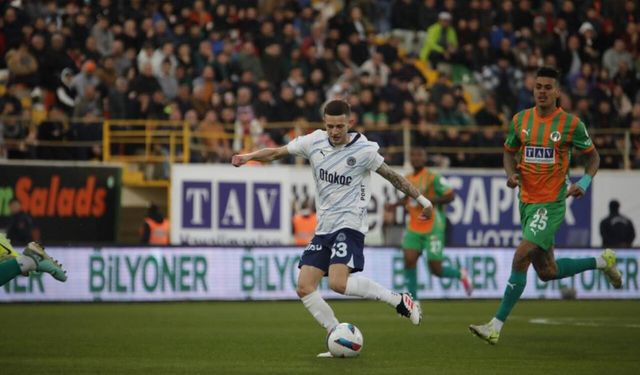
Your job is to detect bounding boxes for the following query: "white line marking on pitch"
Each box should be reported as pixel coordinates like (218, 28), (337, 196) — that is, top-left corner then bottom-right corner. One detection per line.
(529, 318), (640, 328)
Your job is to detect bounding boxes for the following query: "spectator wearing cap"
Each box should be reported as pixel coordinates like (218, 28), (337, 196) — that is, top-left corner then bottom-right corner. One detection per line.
(56, 68), (77, 115)
(70, 60), (100, 98)
(578, 21), (600, 64)
(419, 11), (458, 68)
(1, 0), (639, 168)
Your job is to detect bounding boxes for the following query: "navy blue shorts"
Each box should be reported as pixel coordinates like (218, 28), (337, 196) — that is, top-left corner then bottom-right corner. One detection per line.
(298, 228), (365, 275)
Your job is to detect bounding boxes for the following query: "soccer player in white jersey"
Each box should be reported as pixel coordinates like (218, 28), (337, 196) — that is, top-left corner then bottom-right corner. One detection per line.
(232, 99), (433, 357)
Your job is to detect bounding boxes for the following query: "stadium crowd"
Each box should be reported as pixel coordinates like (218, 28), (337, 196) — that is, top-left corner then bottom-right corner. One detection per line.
(0, 0), (639, 168)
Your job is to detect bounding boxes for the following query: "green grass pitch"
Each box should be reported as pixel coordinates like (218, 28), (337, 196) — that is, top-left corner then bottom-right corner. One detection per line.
(1, 300), (638, 374)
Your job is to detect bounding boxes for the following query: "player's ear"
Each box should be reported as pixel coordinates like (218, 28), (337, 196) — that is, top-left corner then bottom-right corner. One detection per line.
(349, 115), (355, 127)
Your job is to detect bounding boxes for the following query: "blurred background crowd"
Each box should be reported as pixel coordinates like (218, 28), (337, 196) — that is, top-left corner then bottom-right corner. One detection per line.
(0, 0), (639, 169)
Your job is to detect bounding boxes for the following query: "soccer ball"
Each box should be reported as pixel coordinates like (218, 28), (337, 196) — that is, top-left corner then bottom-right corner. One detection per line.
(327, 323), (363, 358)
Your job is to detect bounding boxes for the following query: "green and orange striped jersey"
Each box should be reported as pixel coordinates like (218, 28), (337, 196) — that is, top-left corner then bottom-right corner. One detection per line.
(405, 168), (453, 233)
(504, 107), (595, 203)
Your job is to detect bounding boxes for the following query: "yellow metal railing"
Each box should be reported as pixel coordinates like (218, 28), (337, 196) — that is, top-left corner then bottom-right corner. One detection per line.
(101, 119), (191, 186)
(1, 115), (637, 182)
(103, 119), (190, 164)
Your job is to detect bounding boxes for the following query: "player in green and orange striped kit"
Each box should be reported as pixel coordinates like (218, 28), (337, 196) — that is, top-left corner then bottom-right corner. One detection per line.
(387, 148), (472, 299)
(469, 67), (623, 345)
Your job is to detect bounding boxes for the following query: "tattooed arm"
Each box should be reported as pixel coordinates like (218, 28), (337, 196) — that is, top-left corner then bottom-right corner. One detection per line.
(376, 162), (433, 220)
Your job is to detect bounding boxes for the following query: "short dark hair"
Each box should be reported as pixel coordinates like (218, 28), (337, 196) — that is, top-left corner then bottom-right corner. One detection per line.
(536, 66), (560, 81)
(323, 99), (350, 117)
(609, 199), (620, 213)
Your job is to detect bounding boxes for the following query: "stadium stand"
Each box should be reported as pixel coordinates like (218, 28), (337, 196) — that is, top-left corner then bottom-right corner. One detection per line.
(0, 0), (638, 171)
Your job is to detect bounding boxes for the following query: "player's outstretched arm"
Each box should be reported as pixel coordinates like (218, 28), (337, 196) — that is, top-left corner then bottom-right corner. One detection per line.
(566, 148), (600, 199)
(231, 146), (290, 167)
(376, 162), (433, 220)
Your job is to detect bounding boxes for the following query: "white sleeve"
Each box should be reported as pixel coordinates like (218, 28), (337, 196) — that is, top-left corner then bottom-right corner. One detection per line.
(286, 131), (316, 159)
(364, 146), (384, 171)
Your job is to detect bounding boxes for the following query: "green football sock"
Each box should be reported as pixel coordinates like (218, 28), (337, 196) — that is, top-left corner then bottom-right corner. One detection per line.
(554, 258), (597, 279)
(404, 267), (417, 298)
(0, 258), (21, 287)
(495, 271), (527, 322)
(441, 267), (461, 279)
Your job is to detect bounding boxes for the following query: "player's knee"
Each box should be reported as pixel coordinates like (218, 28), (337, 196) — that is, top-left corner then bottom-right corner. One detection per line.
(537, 270), (556, 282)
(404, 258), (418, 268)
(296, 283), (317, 298)
(328, 278), (347, 294)
(428, 264), (443, 277)
(512, 250), (531, 271)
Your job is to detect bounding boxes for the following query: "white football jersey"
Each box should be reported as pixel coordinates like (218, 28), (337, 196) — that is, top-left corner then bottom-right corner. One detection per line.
(287, 129), (384, 235)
